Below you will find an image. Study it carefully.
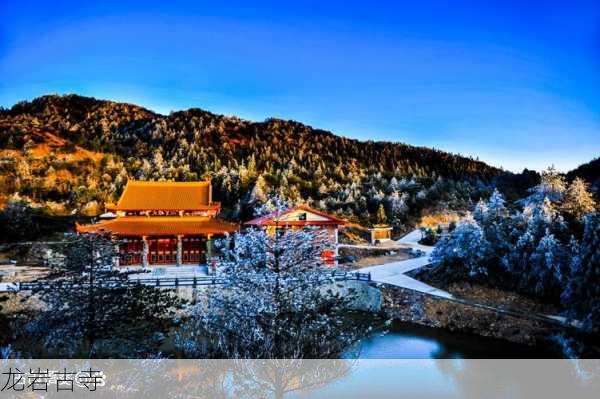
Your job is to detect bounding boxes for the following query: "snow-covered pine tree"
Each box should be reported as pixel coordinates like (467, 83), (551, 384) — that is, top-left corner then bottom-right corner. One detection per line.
(562, 213), (600, 332)
(473, 189), (512, 274)
(387, 191), (408, 217)
(502, 197), (570, 298)
(253, 194), (290, 217)
(174, 227), (369, 358)
(429, 219), (493, 281)
(376, 204), (387, 224)
(524, 166), (566, 205)
(487, 188), (508, 221)
(472, 199), (488, 223)
(248, 174), (269, 204)
(528, 229), (568, 298)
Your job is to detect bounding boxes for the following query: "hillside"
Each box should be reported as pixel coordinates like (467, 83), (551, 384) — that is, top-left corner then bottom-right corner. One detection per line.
(1, 94), (503, 228)
(566, 157), (600, 191)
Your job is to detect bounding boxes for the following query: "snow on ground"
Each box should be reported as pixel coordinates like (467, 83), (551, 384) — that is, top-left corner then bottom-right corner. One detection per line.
(0, 282), (19, 292)
(396, 229), (435, 254)
(356, 230), (569, 324)
(125, 265), (209, 280)
(357, 229), (452, 299)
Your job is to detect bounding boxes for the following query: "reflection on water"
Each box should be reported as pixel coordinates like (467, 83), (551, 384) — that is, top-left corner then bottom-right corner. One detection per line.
(353, 320), (559, 359)
(0, 321), (589, 398)
(1, 358), (598, 398)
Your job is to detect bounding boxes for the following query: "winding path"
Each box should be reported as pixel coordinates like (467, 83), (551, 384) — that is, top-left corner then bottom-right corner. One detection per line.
(356, 229), (452, 299)
(356, 229), (572, 326)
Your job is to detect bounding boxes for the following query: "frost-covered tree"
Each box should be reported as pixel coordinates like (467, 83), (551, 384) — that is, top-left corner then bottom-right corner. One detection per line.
(526, 230), (568, 297)
(561, 178), (596, 219)
(429, 174), (597, 310)
(471, 189), (511, 266)
(472, 199), (488, 223)
(486, 188), (507, 221)
(502, 198), (569, 298)
(389, 176), (400, 191)
(387, 191), (408, 218)
(247, 174), (269, 205)
(562, 213), (600, 332)
(253, 194), (290, 217)
(24, 234), (182, 357)
(174, 227), (369, 358)
(430, 220), (493, 281)
(525, 166), (566, 204)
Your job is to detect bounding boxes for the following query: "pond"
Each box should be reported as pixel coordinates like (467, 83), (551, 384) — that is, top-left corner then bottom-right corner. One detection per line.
(351, 320), (560, 359)
(3, 321), (592, 398)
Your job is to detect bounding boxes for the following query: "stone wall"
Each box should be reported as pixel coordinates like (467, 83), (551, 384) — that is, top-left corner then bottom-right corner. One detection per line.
(322, 280), (382, 312)
(378, 284), (560, 346)
(174, 280), (383, 313)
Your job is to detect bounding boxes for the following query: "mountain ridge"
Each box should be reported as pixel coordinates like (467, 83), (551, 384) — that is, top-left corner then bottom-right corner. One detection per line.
(1, 93), (593, 227)
(1, 93), (500, 170)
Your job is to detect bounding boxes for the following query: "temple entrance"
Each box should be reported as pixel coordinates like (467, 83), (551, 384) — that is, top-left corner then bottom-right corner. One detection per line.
(119, 239), (143, 266)
(181, 237), (206, 264)
(148, 238), (178, 265)
(118, 236), (208, 266)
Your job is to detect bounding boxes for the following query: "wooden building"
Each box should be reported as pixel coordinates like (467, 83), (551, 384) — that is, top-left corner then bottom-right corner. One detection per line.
(244, 205), (346, 265)
(369, 224), (393, 244)
(76, 180), (238, 267)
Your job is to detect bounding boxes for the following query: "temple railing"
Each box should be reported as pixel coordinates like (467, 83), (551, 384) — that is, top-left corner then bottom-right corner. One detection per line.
(14, 271), (371, 291)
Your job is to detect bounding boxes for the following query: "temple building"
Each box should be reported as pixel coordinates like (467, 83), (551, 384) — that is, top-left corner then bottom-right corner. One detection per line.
(76, 180), (239, 267)
(369, 224), (393, 244)
(244, 205), (346, 265)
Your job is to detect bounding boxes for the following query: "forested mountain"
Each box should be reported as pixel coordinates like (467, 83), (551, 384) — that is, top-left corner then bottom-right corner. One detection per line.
(566, 157), (600, 191)
(0, 94), (508, 229)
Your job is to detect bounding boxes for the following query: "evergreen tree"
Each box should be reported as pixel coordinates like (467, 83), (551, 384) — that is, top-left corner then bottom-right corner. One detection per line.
(562, 214), (600, 332)
(247, 174), (269, 205)
(486, 188), (507, 221)
(472, 199), (488, 223)
(525, 166), (566, 204)
(561, 178), (596, 219)
(503, 198), (569, 298)
(527, 230), (568, 298)
(376, 204), (387, 224)
(430, 220), (493, 281)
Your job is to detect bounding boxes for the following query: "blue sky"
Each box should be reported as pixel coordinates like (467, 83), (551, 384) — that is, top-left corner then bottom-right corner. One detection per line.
(1, 1), (598, 172)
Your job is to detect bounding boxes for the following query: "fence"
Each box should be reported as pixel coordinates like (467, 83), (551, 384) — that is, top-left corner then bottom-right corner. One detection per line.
(14, 271), (371, 291)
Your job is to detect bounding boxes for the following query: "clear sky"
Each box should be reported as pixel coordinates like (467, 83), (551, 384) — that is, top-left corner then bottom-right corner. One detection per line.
(1, 1), (599, 172)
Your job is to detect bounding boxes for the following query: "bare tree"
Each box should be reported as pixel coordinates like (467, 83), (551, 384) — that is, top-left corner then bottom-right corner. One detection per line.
(22, 233), (183, 358)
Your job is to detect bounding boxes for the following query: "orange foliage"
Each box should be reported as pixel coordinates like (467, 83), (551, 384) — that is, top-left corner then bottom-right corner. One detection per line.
(418, 213), (463, 228)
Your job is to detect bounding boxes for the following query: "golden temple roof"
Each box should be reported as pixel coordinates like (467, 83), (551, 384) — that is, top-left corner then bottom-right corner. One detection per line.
(109, 180), (214, 211)
(76, 216), (239, 236)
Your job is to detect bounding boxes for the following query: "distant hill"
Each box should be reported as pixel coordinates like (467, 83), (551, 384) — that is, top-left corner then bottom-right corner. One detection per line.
(0, 94), (503, 226)
(566, 157), (600, 192)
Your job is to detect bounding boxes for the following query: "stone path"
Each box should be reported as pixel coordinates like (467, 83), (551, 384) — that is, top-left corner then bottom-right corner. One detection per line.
(356, 229), (453, 299)
(356, 229), (575, 326)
